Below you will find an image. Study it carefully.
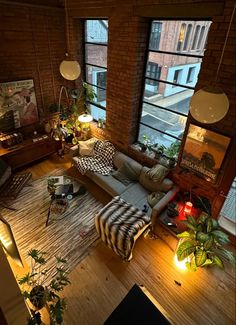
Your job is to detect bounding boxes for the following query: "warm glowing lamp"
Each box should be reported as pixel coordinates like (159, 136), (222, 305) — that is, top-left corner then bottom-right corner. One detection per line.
(60, 56), (81, 81)
(190, 87), (229, 124)
(78, 113), (93, 123)
(190, 4), (235, 124)
(78, 113), (93, 140)
(184, 201), (193, 214)
(174, 254), (189, 271)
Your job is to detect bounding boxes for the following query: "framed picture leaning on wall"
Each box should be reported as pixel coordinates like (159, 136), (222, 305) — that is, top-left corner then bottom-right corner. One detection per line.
(180, 123), (231, 184)
(0, 79), (38, 132)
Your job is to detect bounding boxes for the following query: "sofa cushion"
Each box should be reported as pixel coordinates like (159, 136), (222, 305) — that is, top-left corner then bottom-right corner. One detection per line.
(139, 167), (173, 193)
(120, 183), (151, 215)
(112, 170), (133, 186)
(113, 152), (142, 176)
(87, 171), (129, 196)
(145, 164), (169, 183)
(78, 137), (98, 156)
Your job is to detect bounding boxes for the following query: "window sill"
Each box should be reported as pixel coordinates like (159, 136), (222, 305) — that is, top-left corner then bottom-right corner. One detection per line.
(219, 216), (236, 236)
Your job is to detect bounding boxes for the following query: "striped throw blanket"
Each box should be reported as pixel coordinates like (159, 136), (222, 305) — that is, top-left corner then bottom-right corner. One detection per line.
(95, 196), (151, 261)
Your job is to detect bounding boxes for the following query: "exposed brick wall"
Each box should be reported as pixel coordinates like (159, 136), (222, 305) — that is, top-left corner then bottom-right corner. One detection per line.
(0, 3), (72, 122)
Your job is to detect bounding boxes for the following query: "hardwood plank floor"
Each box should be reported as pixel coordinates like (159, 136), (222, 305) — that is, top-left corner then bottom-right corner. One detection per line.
(22, 154), (236, 325)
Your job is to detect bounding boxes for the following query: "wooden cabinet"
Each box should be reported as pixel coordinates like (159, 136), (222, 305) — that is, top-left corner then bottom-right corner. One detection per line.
(0, 137), (61, 170)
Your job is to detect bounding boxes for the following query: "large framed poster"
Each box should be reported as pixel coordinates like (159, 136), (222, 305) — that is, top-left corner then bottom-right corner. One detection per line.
(180, 124), (231, 183)
(0, 79), (38, 132)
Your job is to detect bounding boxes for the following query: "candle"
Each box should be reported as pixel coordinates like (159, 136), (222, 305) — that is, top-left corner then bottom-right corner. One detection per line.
(184, 201), (193, 214)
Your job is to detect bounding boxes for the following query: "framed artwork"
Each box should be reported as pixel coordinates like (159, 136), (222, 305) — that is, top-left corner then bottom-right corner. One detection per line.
(180, 124), (231, 183)
(0, 79), (38, 132)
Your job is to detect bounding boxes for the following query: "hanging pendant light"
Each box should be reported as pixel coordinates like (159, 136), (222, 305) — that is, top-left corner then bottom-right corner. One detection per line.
(60, 53), (81, 81)
(59, 0), (81, 81)
(190, 4), (235, 124)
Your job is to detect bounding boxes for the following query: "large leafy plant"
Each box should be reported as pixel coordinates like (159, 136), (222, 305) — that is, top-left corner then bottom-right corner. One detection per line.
(176, 213), (235, 271)
(18, 249), (70, 325)
(63, 82), (97, 144)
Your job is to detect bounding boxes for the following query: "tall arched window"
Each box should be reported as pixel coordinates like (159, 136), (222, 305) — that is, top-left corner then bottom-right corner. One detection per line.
(183, 24), (192, 51)
(197, 26), (205, 50)
(192, 25), (200, 50)
(177, 23), (186, 51)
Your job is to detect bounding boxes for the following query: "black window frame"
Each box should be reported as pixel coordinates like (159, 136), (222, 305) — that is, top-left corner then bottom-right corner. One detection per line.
(83, 19), (108, 119)
(138, 18), (211, 148)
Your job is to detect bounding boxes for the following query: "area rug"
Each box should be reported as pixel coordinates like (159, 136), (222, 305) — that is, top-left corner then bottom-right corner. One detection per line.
(2, 169), (103, 278)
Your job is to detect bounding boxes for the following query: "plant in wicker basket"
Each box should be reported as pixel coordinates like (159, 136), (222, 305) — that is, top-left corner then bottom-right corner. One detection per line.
(18, 249), (70, 325)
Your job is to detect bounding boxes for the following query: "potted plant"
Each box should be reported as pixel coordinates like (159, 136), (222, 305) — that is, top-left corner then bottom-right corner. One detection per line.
(18, 249), (70, 325)
(163, 142), (180, 167)
(139, 134), (150, 152)
(63, 83), (97, 144)
(176, 213), (235, 271)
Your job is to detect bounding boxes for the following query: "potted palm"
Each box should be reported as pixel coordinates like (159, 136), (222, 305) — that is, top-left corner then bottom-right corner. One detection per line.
(176, 213), (235, 271)
(18, 249), (70, 325)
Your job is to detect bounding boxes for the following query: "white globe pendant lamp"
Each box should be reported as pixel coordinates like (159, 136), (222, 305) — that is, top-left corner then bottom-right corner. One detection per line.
(59, 0), (81, 81)
(190, 86), (229, 124)
(190, 4), (235, 124)
(60, 53), (81, 81)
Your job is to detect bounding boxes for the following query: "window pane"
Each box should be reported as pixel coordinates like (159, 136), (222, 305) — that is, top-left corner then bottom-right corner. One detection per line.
(85, 20), (108, 43)
(183, 24), (192, 51)
(85, 44), (107, 67)
(89, 104), (106, 121)
(143, 80), (193, 115)
(147, 52), (201, 87)
(90, 85), (106, 106)
(192, 25), (200, 50)
(149, 22), (162, 50)
(154, 20), (211, 55)
(86, 65), (107, 89)
(138, 123), (181, 148)
(141, 105), (186, 139)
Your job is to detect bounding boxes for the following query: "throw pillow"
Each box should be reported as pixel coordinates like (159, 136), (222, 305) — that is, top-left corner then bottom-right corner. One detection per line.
(78, 138), (98, 156)
(119, 161), (140, 181)
(147, 191), (165, 208)
(139, 167), (173, 193)
(112, 170), (133, 186)
(145, 164), (169, 182)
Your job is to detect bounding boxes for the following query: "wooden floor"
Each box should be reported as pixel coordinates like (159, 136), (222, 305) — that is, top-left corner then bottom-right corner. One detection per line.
(23, 154), (236, 325)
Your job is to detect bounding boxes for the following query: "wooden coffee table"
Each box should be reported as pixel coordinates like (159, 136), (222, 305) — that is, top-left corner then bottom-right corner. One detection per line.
(46, 175), (86, 226)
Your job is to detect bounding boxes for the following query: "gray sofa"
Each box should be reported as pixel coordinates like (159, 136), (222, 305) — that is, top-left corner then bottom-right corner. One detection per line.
(70, 146), (179, 227)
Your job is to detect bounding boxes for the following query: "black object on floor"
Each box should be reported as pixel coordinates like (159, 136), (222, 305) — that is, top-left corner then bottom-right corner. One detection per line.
(104, 284), (171, 325)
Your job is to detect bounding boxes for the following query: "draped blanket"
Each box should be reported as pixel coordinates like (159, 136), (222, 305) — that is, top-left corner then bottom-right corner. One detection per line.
(76, 140), (116, 175)
(95, 196), (151, 261)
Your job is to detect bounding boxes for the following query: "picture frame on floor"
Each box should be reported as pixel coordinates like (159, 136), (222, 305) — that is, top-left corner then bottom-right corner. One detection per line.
(180, 123), (231, 184)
